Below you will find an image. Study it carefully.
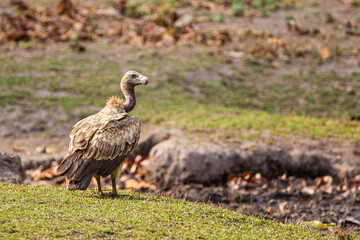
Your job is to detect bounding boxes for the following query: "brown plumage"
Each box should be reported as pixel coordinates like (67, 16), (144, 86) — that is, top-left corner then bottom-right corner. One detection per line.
(57, 70), (148, 195)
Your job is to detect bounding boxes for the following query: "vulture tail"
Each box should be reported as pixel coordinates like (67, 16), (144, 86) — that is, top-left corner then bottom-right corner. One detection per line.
(57, 151), (82, 176)
(67, 175), (93, 190)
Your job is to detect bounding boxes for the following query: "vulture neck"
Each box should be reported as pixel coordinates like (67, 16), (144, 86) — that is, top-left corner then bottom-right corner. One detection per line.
(121, 84), (136, 113)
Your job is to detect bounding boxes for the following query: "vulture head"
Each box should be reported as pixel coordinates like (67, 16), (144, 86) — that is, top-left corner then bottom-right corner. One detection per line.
(121, 70), (148, 89)
(119, 70), (149, 113)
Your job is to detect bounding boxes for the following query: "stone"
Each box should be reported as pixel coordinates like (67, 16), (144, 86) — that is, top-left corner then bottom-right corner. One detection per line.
(145, 137), (336, 190)
(146, 138), (245, 189)
(130, 128), (172, 160)
(0, 152), (24, 184)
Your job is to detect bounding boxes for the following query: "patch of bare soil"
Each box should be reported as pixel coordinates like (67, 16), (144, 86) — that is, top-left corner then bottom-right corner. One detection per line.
(164, 175), (360, 237)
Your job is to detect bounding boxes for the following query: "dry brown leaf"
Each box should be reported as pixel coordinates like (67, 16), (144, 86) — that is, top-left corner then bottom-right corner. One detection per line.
(279, 201), (291, 215)
(320, 185), (333, 194)
(340, 184), (348, 191)
(301, 186), (315, 195)
(280, 173), (287, 181)
(244, 28), (270, 38)
(11, 146), (25, 152)
(227, 173), (238, 182)
(96, 8), (120, 18)
(125, 178), (157, 190)
(36, 146), (46, 153)
(271, 61), (281, 68)
(241, 172), (251, 180)
(316, 175), (333, 186)
(267, 37), (286, 47)
(121, 31), (144, 46)
(129, 155), (142, 173)
(56, 0), (79, 20)
(318, 46), (330, 61)
(227, 51), (244, 59)
(201, 2), (220, 11)
(45, 147), (57, 154)
(254, 173), (262, 180)
(349, 174), (360, 187)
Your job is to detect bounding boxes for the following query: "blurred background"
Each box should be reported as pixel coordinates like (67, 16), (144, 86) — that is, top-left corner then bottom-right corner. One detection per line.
(0, 0), (360, 235)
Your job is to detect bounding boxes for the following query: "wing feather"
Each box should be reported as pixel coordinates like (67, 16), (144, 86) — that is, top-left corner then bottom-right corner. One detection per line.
(68, 112), (128, 155)
(82, 115), (140, 161)
(58, 110), (141, 180)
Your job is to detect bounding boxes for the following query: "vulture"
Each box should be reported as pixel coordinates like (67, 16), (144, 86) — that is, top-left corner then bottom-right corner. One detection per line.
(57, 70), (148, 195)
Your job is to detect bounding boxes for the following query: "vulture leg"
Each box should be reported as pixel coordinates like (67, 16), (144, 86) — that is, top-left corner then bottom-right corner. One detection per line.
(94, 174), (103, 195)
(65, 177), (70, 189)
(110, 162), (124, 196)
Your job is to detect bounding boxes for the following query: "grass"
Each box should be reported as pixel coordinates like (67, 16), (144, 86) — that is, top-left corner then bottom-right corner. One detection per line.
(1, 46), (360, 142)
(0, 183), (333, 239)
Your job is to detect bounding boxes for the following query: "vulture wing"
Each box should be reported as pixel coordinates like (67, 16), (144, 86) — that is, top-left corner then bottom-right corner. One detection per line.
(58, 112), (140, 182)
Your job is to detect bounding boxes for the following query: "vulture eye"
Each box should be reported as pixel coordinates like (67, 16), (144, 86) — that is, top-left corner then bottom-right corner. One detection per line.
(131, 74), (137, 78)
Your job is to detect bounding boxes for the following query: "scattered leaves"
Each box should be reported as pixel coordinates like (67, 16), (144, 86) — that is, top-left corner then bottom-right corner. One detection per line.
(25, 155), (156, 191)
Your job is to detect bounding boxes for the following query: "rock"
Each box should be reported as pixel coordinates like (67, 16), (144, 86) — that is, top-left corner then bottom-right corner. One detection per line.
(249, 150), (293, 179)
(146, 138), (242, 189)
(145, 137), (336, 190)
(0, 152), (24, 184)
(22, 156), (63, 170)
(130, 128), (172, 160)
(354, 141), (360, 156)
(289, 153), (336, 178)
(36, 145), (47, 153)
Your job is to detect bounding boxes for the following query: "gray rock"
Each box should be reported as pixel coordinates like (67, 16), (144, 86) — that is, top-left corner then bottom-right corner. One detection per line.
(131, 128), (171, 160)
(354, 141), (360, 156)
(0, 152), (24, 184)
(145, 138), (336, 190)
(146, 138), (245, 189)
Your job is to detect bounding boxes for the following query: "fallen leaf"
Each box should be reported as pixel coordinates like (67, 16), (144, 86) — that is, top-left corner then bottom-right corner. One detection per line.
(124, 178), (157, 190)
(280, 173), (287, 181)
(240, 172), (251, 180)
(319, 185), (333, 194)
(227, 50), (244, 59)
(11, 146), (25, 152)
(316, 175), (333, 186)
(130, 155), (142, 173)
(318, 46), (330, 61)
(278, 201), (291, 215)
(304, 220), (336, 229)
(340, 184), (348, 191)
(301, 186), (315, 195)
(267, 37), (286, 47)
(266, 206), (273, 214)
(96, 8), (120, 18)
(271, 61), (280, 68)
(35, 145), (46, 153)
(201, 2), (220, 11)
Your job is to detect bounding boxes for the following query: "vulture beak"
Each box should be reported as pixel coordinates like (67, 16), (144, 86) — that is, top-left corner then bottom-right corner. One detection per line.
(140, 75), (149, 85)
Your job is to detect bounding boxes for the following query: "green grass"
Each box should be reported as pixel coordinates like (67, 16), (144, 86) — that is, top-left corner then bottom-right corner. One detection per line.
(0, 183), (332, 239)
(1, 47), (360, 142)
